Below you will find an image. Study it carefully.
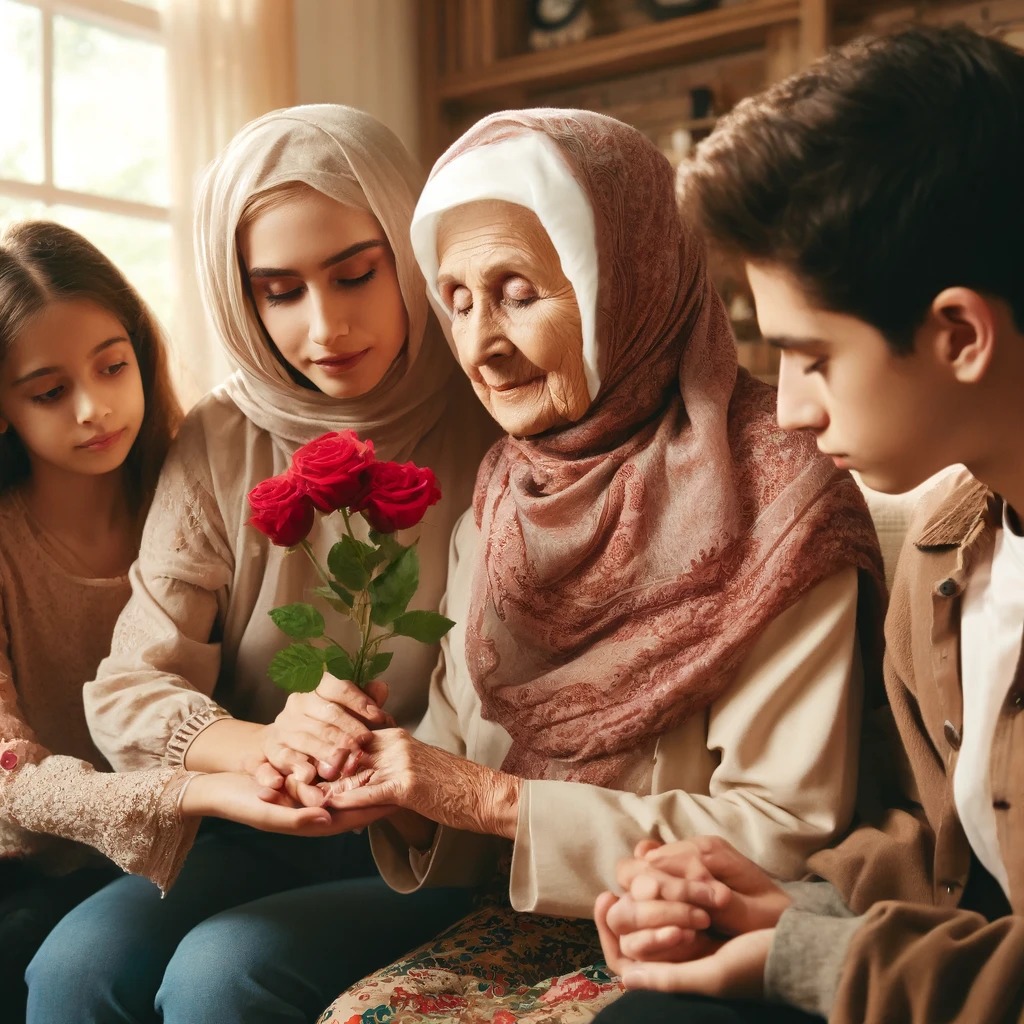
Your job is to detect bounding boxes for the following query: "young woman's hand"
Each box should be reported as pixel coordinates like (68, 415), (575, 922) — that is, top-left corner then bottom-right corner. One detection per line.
(319, 728), (521, 839)
(251, 675), (394, 805)
(181, 770), (393, 835)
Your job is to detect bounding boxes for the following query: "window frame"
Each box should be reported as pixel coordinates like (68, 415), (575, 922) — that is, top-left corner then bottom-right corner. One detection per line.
(0, 0), (168, 227)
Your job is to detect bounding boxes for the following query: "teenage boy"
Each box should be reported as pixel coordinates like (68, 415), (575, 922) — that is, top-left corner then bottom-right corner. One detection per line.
(592, 23), (1024, 1024)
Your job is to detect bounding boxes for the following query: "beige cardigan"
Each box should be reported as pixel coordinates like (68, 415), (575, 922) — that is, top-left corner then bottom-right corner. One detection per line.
(370, 511), (864, 918)
(85, 384), (490, 771)
(0, 491), (196, 890)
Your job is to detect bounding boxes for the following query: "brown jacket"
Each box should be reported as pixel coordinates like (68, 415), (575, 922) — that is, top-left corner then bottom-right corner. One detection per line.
(767, 468), (1024, 1022)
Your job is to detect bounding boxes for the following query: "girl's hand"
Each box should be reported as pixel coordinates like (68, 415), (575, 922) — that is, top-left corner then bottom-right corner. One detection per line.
(251, 675), (394, 804)
(182, 771), (394, 835)
(320, 728), (521, 839)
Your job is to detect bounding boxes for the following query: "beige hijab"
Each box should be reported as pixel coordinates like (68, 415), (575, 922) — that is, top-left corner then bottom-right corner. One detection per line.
(193, 103), (464, 460)
(416, 110), (884, 787)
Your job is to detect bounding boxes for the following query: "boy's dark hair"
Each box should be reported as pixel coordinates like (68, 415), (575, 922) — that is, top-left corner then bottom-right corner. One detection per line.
(679, 24), (1024, 353)
(0, 221), (183, 522)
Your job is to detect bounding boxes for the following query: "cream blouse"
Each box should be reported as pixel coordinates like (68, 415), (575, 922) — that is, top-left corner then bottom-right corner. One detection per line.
(84, 385), (488, 771)
(371, 511), (864, 918)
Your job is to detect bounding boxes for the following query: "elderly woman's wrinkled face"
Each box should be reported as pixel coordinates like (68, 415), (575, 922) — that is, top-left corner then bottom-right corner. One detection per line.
(436, 200), (590, 437)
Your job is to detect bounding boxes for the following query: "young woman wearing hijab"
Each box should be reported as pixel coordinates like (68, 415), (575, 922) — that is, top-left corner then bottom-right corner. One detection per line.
(311, 108), (886, 1023)
(26, 105), (496, 1024)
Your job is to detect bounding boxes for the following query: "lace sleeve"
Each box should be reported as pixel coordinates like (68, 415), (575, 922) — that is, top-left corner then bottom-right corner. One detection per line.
(0, 752), (200, 892)
(0, 586), (200, 890)
(85, 433), (235, 771)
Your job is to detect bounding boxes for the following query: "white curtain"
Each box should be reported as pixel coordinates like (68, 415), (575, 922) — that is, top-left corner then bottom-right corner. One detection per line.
(165, 0), (297, 402)
(292, 0), (420, 157)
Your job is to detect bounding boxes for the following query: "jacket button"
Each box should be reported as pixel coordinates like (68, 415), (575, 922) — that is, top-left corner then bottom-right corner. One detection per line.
(1010, 691), (1024, 713)
(937, 578), (959, 597)
(943, 720), (962, 750)
(942, 880), (961, 894)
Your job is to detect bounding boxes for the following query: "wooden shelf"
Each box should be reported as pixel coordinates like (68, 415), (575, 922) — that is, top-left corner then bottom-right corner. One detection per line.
(437, 0), (802, 106)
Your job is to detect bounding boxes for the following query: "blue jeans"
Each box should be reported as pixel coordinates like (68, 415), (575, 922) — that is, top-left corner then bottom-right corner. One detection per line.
(26, 820), (473, 1024)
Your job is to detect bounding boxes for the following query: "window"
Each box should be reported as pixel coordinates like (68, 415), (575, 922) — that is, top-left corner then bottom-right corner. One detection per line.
(0, 0), (172, 328)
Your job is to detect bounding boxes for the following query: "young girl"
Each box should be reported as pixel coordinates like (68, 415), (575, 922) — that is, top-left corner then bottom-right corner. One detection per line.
(27, 107), (497, 1024)
(0, 221), (334, 1018)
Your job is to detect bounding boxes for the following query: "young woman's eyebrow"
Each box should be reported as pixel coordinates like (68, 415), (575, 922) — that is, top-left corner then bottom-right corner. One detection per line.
(248, 239), (387, 279)
(12, 336), (129, 386)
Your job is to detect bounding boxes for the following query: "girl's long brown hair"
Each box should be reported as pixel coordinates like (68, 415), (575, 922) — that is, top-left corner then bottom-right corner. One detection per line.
(0, 221), (183, 523)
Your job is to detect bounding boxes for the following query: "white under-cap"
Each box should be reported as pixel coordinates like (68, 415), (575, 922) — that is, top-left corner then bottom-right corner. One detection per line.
(410, 132), (601, 401)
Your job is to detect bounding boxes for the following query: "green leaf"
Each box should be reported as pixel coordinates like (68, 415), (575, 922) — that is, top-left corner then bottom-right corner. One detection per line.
(324, 645), (356, 681)
(268, 603), (325, 640)
(327, 538), (371, 591)
(368, 528), (407, 564)
(312, 584), (354, 614)
(368, 546), (419, 626)
(361, 650), (394, 683)
(391, 610), (456, 645)
(268, 643), (326, 693)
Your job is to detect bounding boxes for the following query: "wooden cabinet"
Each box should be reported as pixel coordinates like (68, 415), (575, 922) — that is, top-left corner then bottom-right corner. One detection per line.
(417, 0), (831, 160)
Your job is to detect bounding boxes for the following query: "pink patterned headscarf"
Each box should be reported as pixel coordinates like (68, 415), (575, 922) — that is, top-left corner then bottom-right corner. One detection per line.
(429, 110), (884, 787)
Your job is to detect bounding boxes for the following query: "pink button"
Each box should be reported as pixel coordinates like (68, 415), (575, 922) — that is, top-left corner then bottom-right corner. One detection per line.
(0, 751), (18, 770)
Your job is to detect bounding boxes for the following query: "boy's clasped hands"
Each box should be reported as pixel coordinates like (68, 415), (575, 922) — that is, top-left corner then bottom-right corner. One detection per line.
(595, 836), (793, 1000)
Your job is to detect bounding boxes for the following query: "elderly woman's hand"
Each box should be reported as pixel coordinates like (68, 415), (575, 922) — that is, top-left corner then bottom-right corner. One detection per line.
(320, 728), (522, 840)
(251, 675), (395, 807)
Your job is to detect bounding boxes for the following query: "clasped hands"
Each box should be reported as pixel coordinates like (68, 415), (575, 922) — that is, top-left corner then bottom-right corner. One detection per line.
(595, 836), (791, 1001)
(245, 673), (518, 842)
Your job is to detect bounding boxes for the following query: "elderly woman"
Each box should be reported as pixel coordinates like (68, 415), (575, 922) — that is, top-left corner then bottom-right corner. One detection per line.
(314, 109), (884, 1023)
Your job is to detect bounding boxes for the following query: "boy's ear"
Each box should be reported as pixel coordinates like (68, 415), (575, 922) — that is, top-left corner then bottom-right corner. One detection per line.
(925, 287), (997, 384)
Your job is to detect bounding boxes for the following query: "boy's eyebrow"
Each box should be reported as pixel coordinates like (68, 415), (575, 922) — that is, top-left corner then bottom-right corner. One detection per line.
(248, 239), (386, 279)
(764, 334), (831, 351)
(12, 336), (129, 386)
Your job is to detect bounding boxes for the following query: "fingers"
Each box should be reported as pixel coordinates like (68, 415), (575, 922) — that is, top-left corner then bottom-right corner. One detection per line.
(619, 927), (696, 963)
(621, 958), (722, 994)
(633, 838), (663, 858)
(261, 743), (319, 784)
(594, 891), (629, 977)
(251, 760), (284, 790)
(279, 771), (329, 809)
(607, 893), (711, 935)
(618, 844), (713, 893)
(646, 835), (761, 890)
(364, 680), (394, 721)
(316, 674), (390, 726)
(321, 780), (389, 810)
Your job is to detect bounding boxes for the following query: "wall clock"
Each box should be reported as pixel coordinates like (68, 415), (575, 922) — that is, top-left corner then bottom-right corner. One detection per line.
(528, 0), (594, 50)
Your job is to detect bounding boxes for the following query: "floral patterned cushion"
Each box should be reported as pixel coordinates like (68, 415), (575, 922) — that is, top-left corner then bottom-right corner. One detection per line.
(317, 902), (624, 1024)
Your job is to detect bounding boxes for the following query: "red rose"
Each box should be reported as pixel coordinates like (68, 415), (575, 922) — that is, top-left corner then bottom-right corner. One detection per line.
(291, 430), (375, 513)
(352, 461), (442, 533)
(247, 472), (315, 547)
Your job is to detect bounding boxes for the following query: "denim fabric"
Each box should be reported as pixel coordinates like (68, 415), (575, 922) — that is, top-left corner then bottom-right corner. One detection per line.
(26, 820), (472, 1024)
